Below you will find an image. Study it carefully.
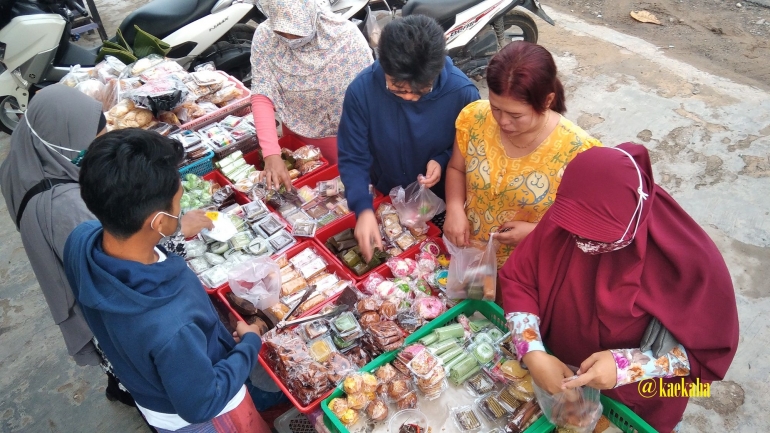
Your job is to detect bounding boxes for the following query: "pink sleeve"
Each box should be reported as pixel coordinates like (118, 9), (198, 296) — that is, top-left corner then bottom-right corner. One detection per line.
(251, 94), (281, 157)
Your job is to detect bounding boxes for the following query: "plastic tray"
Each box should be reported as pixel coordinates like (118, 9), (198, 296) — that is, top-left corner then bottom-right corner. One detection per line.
(321, 299), (656, 433)
(314, 196), (442, 282)
(179, 71), (252, 131)
(194, 171), (257, 294)
(179, 150), (215, 177)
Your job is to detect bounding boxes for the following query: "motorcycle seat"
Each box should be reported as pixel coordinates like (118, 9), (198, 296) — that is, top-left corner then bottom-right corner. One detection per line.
(402, 0), (482, 30)
(118, 0), (220, 46)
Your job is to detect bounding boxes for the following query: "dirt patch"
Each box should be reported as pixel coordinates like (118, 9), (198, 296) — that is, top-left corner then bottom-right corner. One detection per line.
(545, 0), (770, 91)
(691, 380), (745, 416)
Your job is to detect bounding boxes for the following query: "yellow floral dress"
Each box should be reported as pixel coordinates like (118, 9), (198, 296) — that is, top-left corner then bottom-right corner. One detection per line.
(455, 100), (602, 267)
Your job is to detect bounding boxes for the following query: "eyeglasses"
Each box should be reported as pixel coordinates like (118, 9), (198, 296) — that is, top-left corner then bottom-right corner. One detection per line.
(385, 81), (433, 97)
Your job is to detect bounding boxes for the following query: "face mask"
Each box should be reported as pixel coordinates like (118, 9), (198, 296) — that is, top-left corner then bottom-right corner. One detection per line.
(151, 211), (181, 238)
(277, 31), (315, 49)
(574, 147), (648, 255)
(26, 115), (83, 165)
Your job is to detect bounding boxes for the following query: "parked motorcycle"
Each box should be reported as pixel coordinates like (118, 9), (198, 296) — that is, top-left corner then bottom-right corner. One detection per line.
(367, 0), (554, 79)
(0, 0), (370, 134)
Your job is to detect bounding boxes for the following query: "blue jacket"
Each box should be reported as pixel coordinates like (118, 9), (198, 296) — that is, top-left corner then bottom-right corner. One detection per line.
(64, 221), (261, 423)
(337, 57), (480, 215)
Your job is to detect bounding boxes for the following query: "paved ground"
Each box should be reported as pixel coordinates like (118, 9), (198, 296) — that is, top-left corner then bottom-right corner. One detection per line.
(1, 2), (768, 432)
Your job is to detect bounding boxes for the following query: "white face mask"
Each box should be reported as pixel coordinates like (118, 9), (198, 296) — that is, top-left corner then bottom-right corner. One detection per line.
(26, 115), (81, 160)
(151, 211), (181, 238)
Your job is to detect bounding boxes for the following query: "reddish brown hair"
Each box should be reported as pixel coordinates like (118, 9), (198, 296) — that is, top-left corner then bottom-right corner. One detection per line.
(487, 41), (566, 114)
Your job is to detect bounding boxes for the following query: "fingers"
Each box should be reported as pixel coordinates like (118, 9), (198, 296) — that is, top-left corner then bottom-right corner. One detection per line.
(562, 371), (594, 389)
(577, 353), (599, 376)
(359, 236), (374, 262)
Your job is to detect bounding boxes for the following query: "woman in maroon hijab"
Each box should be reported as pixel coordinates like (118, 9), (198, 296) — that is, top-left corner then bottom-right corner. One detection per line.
(500, 143), (739, 432)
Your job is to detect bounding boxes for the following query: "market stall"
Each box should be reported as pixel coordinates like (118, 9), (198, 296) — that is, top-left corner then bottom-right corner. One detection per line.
(61, 55), (657, 433)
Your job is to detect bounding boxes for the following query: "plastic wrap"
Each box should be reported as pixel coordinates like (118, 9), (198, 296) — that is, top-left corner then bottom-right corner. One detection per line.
(389, 180), (446, 233)
(59, 65), (91, 87)
(227, 256), (281, 310)
(444, 234), (499, 301)
(532, 379), (602, 433)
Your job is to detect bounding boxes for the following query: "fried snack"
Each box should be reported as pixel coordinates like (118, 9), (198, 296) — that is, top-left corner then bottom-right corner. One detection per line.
(359, 311), (381, 327)
(339, 408), (359, 426)
(328, 397), (349, 418)
(356, 298), (381, 314)
(593, 415), (611, 433)
(267, 303), (290, 321)
(375, 364), (398, 382)
(347, 392), (367, 410)
(343, 375), (363, 394)
(379, 301), (398, 320)
(388, 379), (410, 400)
(395, 391), (417, 410)
(366, 399), (389, 422)
(362, 373), (378, 393)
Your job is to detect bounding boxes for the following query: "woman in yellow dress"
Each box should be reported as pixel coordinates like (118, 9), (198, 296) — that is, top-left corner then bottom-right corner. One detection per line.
(444, 41), (602, 269)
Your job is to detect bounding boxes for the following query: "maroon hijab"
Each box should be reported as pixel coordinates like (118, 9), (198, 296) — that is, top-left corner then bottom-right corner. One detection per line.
(500, 143), (739, 432)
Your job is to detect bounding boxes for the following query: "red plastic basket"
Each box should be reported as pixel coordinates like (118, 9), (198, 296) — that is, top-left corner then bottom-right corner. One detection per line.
(222, 241), (355, 414)
(314, 196), (442, 282)
(180, 71), (252, 131)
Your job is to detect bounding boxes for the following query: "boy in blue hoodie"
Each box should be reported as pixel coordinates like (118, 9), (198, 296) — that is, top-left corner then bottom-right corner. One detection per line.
(64, 129), (274, 432)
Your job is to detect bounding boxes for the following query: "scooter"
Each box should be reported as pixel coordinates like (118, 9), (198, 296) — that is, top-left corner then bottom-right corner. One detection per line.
(0, 0), (369, 134)
(368, 0), (554, 79)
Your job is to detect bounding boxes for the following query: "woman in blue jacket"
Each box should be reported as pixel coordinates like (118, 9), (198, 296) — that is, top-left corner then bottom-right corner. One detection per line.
(337, 15), (480, 261)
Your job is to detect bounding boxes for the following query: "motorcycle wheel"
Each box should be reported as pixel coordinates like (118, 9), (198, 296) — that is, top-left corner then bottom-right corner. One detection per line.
(0, 95), (23, 135)
(497, 10), (538, 47)
(221, 23), (257, 45)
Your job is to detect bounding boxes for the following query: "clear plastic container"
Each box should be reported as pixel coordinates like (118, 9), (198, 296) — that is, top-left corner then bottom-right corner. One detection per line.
(451, 405), (483, 432)
(388, 409), (427, 433)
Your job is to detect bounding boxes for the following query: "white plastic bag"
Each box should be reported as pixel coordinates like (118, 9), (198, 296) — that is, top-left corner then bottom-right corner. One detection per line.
(389, 180), (446, 234)
(443, 233), (498, 301)
(365, 10), (393, 49)
(228, 257), (281, 310)
(532, 377), (603, 433)
(60, 65), (91, 87)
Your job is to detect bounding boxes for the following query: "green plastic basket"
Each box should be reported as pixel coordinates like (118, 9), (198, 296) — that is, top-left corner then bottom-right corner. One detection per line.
(321, 299), (656, 433)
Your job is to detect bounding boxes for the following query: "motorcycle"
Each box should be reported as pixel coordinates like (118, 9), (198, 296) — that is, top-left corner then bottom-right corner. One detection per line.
(0, 0), (368, 134)
(367, 0), (554, 79)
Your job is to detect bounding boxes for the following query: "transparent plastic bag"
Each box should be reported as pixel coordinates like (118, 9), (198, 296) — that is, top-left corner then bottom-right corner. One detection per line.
(74, 79), (106, 107)
(228, 256), (281, 310)
(389, 180), (446, 234)
(443, 233), (498, 301)
(59, 65), (91, 87)
(532, 378), (603, 433)
(365, 10), (393, 49)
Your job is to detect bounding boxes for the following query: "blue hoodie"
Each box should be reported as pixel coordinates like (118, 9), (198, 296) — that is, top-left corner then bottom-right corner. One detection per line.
(337, 57), (480, 216)
(64, 221), (261, 423)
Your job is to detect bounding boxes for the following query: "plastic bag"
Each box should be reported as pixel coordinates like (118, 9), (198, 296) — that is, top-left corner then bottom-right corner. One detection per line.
(365, 10), (393, 49)
(60, 65), (91, 87)
(129, 77), (189, 115)
(228, 256), (281, 310)
(75, 79), (107, 109)
(532, 379), (603, 433)
(389, 180), (446, 234)
(443, 233), (498, 301)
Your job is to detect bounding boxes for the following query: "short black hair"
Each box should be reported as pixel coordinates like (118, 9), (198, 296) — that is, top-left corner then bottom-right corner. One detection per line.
(79, 128), (184, 239)
(379, 15), (446, 90)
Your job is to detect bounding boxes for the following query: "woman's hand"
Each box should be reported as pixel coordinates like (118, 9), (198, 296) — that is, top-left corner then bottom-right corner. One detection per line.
(496, 221), (537, 246)
(180, 209), (214, 238)
(261, 154), (292, 190)
(355, 210), (383, 262)
(443, 206), (470, 247)
(233, 320), (267, 343)
(562, 350), (617, 390)
(419, 160), (441, 188)
(523, 351), (575, 395)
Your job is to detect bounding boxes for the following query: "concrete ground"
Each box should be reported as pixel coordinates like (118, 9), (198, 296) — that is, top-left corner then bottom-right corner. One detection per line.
(1, 2), (768, 432)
